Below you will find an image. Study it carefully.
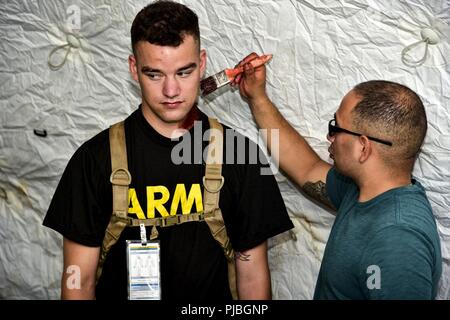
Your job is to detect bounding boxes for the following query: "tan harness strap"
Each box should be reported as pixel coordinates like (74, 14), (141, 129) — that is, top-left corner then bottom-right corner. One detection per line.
(203, 118), (238, 300)
(96, 121), (131, 282)
(124, 212), (214, 227)
(97, 118), (238, 300)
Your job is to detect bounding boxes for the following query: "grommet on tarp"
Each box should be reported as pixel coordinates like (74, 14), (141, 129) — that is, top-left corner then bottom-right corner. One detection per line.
(48, 33), (82, 71)
(401, 28), (440, 67)
(33, 129), (48, 138)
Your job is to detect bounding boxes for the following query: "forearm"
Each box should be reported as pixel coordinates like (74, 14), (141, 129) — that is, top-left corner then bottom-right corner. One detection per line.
(61, 238), (99, 300)
(61, 274), (96, 300)
(235, 243), (271, 300)
(248, 94), (323, 186)
(237, 272), (271, 300)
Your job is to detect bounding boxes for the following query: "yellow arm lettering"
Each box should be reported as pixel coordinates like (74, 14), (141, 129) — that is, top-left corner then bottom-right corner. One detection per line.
(170, 183), (203, 215)
(128, 188), (145, 219)
(147, 186), (170, 218)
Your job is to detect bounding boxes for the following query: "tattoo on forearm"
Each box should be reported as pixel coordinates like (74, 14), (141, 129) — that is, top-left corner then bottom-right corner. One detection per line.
(302, 181), (336, 210)
(235, 252), (251, 262)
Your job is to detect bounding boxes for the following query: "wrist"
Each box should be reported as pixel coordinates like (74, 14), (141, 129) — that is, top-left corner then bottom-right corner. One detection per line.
(248, 92), (271, 110)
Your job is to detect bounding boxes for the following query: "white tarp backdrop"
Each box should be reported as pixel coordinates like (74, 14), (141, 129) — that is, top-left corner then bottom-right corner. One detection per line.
(0, 0), (449, 299)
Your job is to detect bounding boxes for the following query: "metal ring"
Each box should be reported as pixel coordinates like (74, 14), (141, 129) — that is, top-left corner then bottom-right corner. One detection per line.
(110, 168), (132, 185)
(202, 176), (224, 193)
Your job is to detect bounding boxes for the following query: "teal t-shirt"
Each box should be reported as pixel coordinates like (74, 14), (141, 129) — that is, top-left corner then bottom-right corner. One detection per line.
(313, 167), (442, 299)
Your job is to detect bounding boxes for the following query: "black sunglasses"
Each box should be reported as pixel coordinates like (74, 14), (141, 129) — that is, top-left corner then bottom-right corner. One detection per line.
(328, 119), (392, 146)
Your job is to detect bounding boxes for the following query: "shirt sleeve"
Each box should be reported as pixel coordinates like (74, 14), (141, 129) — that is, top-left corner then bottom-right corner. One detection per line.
(359, 225), (437, 299)
(326, 167), (354, 209)
(224, 152), (294, 252)
(42, 138), (112, 247)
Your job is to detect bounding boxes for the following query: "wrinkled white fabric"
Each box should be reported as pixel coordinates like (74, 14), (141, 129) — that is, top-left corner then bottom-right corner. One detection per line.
(0, 0), (449, 299)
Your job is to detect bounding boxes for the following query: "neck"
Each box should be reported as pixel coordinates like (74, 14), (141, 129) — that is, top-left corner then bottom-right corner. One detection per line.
(357, 172), (412, 202)
(141, 104), (200, 139)
(180, 105), (200, 131)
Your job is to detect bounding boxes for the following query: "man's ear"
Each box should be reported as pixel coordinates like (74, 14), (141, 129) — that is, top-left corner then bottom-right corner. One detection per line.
(358, 136), (372, 163)
(199, 49), (207, 78)
(129, 55), (138, 81)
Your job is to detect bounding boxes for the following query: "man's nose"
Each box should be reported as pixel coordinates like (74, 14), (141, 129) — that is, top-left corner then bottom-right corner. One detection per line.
(327, 133), (335, 143)
(162, 76), (180, 98)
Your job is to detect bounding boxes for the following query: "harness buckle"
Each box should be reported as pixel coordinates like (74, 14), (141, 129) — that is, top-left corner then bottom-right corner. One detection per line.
(161, 215), (180, 227)
(112, 210), (129, 221)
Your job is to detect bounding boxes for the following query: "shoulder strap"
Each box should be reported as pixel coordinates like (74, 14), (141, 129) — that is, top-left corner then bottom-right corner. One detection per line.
(96, 118), (237, 299)
(96, 121), (131, 282)
(203, 118), (238, 300)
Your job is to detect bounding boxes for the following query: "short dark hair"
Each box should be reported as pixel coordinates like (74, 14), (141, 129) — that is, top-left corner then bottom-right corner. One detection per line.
(352, 80), (427, 165)
(131, 0), (200, 54)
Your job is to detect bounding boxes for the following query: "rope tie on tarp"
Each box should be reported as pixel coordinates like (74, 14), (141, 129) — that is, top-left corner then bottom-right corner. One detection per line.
(48, 33), (81, 70)
(401, 28), (440, 67)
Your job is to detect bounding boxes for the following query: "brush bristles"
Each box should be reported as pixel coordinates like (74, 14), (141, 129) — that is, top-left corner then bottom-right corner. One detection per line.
(200, 77), (218, 96)
(200, 70), (231, 96)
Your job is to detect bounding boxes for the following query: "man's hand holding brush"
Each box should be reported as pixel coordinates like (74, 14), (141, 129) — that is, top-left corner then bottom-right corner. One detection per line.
(231, 52), (271, 105)
(201, 53), (272, 96)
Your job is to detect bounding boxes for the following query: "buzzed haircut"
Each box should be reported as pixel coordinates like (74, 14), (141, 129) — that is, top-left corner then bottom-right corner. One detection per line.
(131, 0), (200, 54)
(352, 80), (427, 163)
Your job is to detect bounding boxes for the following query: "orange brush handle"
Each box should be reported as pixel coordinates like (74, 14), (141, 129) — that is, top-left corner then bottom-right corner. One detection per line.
(225, 54), (273, 79)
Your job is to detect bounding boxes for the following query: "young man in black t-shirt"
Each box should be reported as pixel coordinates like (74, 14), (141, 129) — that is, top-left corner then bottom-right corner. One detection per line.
(43, 0), (293, 300)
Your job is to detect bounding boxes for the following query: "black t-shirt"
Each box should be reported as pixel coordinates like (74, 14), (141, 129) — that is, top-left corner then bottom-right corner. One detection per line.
(43, 106), (293, 300)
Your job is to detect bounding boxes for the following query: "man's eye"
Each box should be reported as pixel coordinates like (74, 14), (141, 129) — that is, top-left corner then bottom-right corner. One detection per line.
(145, 72), (162, 80)
(177, 70), (193, 78)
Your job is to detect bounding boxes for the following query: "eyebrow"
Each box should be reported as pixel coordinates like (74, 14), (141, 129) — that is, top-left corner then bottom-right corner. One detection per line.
(141, 62), (197, 74)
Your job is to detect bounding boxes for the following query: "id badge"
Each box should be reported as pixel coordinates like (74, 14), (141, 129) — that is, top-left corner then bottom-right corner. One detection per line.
(126, 240), (161, 300)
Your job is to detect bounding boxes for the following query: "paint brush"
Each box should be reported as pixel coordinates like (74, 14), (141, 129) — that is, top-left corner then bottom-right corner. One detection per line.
(200, 54), (273, 96)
